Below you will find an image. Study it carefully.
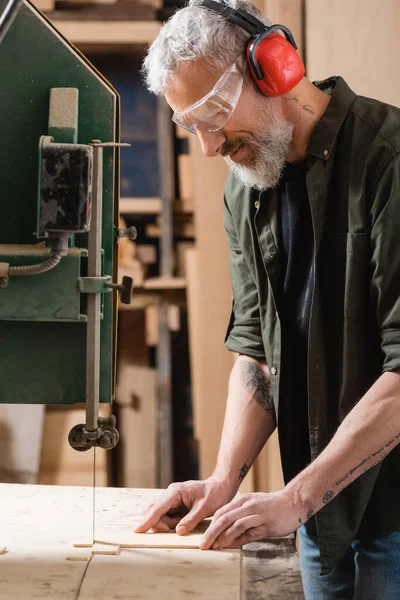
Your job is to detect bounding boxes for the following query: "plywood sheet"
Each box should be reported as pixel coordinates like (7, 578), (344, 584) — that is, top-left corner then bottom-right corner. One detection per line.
(95, 519), (215, 549)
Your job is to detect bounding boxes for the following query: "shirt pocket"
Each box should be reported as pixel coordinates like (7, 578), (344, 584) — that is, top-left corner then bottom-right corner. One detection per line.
(319, 232), (369, 325)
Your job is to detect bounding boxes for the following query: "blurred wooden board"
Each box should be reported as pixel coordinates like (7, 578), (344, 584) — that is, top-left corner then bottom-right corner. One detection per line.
(306, 0), (400, 106)
(51, 20), (161, 45)
(115, 365), (157, 488)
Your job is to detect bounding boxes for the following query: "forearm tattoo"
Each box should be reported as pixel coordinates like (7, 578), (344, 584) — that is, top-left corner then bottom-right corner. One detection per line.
(300, 432), (400, 524)
(241, 361), (274, 411)
(239, 463), (249, 482)
(335, 431), (400, 487)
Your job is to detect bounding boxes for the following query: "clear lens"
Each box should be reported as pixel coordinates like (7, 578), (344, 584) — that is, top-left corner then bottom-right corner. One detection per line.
(172, 59), (245, 134)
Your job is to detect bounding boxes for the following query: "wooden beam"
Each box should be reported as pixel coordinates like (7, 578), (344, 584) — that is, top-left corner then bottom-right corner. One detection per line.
(188, 138), (232, 480)
(120, 198), (162, 215)
(51, 20), (161, 45)
(144, 277), (186, 290)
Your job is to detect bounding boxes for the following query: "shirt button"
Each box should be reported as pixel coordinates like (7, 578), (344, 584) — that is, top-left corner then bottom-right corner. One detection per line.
(254, 200), (260, 209)
(323, 149), (329, 157)
(271, 367), (277, 375)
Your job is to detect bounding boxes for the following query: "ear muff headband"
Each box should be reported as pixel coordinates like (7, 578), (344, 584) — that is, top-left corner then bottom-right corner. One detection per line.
(198, 0), (305, 97)
(197, 0), (266, 34)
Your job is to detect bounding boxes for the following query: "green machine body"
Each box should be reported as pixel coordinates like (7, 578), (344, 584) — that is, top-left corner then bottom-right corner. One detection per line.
(0, 0), (129, 450)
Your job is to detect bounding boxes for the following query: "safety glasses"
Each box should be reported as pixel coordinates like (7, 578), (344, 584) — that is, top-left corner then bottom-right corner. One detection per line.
(172, 58), (246, 134)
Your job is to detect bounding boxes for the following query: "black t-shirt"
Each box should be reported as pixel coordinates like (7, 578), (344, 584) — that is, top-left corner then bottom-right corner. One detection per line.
(277, 161), (313, 481)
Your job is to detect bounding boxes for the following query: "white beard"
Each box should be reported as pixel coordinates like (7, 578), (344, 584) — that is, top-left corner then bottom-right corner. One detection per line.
(224, 108), (293, 191)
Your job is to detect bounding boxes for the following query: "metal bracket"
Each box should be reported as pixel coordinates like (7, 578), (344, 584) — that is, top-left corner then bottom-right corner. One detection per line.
(68, 415), (119, 451)
(77, 276), (112, 294)
(0, 262), (9, 288)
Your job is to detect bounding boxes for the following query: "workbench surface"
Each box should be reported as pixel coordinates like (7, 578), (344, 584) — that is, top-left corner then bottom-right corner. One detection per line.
(0, 483), (304, 599)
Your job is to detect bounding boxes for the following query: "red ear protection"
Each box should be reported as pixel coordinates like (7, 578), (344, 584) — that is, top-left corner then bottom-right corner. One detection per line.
(246, 28), (305, 97)
(199, 0), (305, 97)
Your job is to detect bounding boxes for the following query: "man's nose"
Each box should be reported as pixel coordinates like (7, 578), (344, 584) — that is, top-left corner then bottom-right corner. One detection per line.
(196, 130), (226, 157)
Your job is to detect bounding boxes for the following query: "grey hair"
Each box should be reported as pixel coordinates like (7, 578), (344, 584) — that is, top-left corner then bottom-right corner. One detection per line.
(142, 0), (271, 95)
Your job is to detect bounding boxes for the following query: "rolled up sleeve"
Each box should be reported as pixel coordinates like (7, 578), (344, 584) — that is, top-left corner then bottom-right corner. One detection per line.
(223, 195), (266, 361)
(370, 152), (400, 371)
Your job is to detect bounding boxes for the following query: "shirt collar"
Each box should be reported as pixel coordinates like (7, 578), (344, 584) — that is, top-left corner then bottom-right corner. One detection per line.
(306, 76), (357, 161)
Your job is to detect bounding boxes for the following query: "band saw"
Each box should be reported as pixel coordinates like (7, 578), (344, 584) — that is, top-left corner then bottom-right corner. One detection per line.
(0, 0), (135, 451)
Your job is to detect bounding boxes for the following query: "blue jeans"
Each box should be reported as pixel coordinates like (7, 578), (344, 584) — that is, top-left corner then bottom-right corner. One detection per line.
(298, 517), (400, 600)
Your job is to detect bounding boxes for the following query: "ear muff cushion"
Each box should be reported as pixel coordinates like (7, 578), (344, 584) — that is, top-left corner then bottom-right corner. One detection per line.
(246, 33), (305, 97)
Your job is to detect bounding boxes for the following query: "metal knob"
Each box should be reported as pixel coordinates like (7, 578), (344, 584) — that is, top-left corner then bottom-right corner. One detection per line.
(118, 226), (137, 241)
(105, 275), (133, 305)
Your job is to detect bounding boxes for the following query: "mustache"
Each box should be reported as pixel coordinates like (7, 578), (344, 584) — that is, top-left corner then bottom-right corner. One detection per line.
(221, 140), (246, 157)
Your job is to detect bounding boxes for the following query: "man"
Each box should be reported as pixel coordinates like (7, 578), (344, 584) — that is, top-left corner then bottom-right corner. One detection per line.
(136, 1), (400, 597)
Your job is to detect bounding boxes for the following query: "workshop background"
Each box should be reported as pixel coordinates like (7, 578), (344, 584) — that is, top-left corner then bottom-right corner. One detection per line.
(0, 0), (399, 494)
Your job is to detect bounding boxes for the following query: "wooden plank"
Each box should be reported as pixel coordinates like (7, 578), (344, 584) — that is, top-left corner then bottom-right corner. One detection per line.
(115, 365), (157, 488)
(120, 197), (162, 215)
(92, 542), (120, 555)
(185, 247), (202, 441)
(176, 241), (195, 278)
(167, 305), (181, 332)
(117, 309), (149, 367)
(32, 0), (55, 11)
(188, 139), (232, 479)
(94, 520), (219, 549)
(145, 304), (159, 346)
(136, 244), (157, 265)
(0, 404), (45, 484)
(157, 302), (173, 487)
(178, 154), (194, 204)
(306, 0), (400, 106)
(51, 20), (161, 45)
(143, 277), (186, 290)
(146, 221), (195, 238)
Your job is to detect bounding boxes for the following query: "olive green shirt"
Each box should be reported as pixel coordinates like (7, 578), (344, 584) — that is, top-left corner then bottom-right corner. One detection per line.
(224, 77), (400, 574)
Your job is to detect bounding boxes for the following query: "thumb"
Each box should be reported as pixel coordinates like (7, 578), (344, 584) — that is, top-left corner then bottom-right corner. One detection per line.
(176, 503), (209, 535)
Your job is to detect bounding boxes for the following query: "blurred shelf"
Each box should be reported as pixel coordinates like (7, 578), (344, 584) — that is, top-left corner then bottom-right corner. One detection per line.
(52, 20), (161, 45)
(120, 197), (161, 214)
(120, 197), (194, 215)
(143, 277), (186, 290)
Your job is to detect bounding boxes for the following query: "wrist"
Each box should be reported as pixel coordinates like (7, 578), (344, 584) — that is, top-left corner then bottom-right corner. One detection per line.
(208, 469), (242, 495)
(283, 467), (319, 522)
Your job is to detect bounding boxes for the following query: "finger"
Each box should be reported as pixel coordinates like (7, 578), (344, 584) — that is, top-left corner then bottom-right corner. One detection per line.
(200, 505), (251, 550)
(176, 503), (211, 535)
(150, 521), (171, 533)
(213, 515), (263, 549)
(134, 491), (181, 533)
(212, 495), (247, 522)
(159, 515), (183, 529)
(227, 526), (266, 549)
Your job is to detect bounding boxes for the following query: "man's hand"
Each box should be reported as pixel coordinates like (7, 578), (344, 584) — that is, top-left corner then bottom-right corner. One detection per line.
(134, 478), (237, 535)
(199, 490), (300, 550)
